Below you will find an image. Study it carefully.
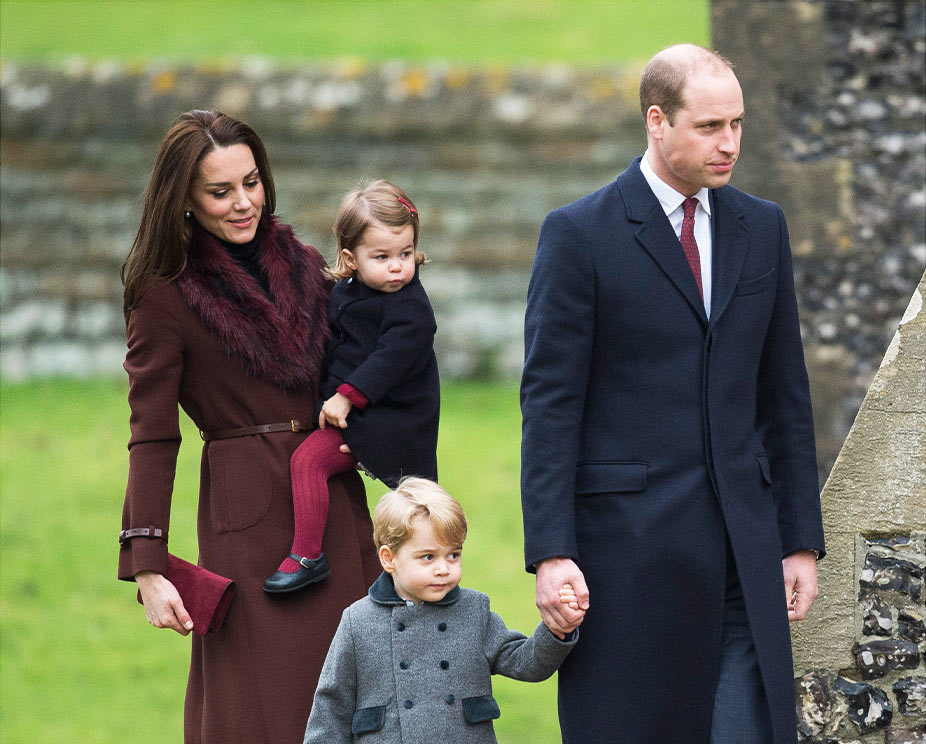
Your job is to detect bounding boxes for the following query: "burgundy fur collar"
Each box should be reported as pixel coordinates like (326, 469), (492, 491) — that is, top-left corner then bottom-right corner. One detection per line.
(176, 215), (330, 389)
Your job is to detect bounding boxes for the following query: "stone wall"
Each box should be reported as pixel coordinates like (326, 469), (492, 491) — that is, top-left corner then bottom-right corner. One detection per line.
(712, 0), (926, 482)
(711, 4), (926, 741)
(792, 271), (926, 743)
(2, 0), (924, 483)
(0, 58), (645, 382)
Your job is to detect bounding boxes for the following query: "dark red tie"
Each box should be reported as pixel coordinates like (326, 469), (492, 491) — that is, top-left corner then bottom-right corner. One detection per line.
(681, 197), (703, 298)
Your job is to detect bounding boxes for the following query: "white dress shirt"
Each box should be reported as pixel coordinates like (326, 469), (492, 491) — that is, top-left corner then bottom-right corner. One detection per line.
(640, 151), (712, 318)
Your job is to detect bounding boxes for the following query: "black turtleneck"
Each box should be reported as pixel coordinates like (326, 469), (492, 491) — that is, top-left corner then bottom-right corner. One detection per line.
(219, 233), (271, 297)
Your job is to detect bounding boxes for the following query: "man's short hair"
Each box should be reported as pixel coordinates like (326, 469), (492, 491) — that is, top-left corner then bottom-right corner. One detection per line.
(639, 44), (735, 124)
(372, 477), (468, 553)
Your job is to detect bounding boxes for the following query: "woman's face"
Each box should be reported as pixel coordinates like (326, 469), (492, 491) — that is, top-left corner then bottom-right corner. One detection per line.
(186, 143), (264, 244)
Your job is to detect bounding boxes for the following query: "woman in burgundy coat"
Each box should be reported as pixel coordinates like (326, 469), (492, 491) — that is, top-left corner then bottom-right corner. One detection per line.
(118, 110), (380, 743)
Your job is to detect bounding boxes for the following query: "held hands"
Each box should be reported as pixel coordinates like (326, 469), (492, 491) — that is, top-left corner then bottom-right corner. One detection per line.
(319, 392), (352, 430)
(135, 570), (194, 635)
(783, 549), (819, 622)
(536, 557), (589, 640)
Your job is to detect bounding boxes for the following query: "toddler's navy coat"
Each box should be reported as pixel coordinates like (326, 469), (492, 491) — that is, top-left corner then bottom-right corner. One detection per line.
(319, 270), (439, 486)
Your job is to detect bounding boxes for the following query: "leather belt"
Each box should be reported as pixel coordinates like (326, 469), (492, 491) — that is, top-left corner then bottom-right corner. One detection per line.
(119, 526), (167, 544)
(199, 419), (310, 442)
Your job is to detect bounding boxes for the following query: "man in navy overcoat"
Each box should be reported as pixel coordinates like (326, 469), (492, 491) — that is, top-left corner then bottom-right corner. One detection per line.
(520, 44), (825, 743)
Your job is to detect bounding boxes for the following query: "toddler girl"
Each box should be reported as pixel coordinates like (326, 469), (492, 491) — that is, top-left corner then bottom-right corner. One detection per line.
(264, 181), (439, 593)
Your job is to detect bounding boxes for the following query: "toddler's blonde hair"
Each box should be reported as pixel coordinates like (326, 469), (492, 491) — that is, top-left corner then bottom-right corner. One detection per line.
(373, 477), (467, 553)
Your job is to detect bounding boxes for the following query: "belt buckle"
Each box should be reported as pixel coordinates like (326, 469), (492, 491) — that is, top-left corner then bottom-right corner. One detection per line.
(290, 420), (298, 432)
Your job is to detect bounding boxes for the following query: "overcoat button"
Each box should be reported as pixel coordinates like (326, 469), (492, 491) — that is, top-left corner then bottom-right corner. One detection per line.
(445, 695), (455, 705)
(404, 700), (414, 709)
(440, 660), (449, 670)
(397, 622), (405, 631)
(437, 622), (447, 631)
(400, 661), (409, 670)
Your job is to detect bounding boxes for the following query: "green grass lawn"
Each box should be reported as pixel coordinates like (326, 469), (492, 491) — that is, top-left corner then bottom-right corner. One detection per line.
(0, 379), (563, 743)
(1, 0), (708, 65)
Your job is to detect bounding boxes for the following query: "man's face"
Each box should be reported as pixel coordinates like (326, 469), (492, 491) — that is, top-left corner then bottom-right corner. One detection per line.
(646, 68), (744, 196)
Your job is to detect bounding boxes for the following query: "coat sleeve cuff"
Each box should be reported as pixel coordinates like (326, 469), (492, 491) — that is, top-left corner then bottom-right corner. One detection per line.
(337, 383), (368, 409)
(118, 537), (169, 581)
(538, 623), (580, 647)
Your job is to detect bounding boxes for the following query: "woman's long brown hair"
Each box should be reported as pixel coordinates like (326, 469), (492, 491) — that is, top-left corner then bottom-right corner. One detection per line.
(120, 110), (277, 319)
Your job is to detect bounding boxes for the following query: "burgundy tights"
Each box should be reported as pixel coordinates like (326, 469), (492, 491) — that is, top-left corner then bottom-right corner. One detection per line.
(278, 427), (356, 573)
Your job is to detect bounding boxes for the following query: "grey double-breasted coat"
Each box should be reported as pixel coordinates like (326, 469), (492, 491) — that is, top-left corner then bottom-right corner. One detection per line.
(304, 573), (576, 743)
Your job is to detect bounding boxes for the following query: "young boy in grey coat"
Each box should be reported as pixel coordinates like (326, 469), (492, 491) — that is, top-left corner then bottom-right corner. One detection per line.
(304, 477), (583, 743)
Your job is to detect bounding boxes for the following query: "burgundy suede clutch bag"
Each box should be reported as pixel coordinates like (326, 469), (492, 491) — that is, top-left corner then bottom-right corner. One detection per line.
(136, 553), (236, 635)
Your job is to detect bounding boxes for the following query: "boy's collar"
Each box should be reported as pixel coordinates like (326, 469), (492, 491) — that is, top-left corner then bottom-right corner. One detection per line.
(368, 571), (460, 607)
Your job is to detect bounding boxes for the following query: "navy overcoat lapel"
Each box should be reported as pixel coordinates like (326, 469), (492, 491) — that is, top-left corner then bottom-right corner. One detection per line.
(707, 187), (749, 330)
(618, 162), (707, 325)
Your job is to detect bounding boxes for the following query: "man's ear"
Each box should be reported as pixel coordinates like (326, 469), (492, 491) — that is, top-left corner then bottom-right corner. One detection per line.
(378, 545), (396, 574)
(646, 105), (667, 140)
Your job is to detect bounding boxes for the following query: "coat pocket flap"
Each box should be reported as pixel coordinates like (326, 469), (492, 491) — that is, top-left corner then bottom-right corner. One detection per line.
(575, 461), (648, 495)
(755, 454), (772, 485)
(351, 705), (386, 734)
(736, 268), (777, 296)
(462, 695), (501, 724)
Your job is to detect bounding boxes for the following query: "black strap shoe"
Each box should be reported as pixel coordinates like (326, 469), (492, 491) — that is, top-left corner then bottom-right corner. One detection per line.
(263, 552), (331, 593)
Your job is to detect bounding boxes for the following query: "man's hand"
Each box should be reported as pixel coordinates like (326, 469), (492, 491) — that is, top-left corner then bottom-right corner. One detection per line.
(319, 393), (352, 429)
(782, 549), (818, 622)
(535, 557), (589, 639)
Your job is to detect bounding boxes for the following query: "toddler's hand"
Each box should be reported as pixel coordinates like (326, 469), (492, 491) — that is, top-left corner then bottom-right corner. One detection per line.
(319, 393), (352, 429)
(559, 583), (581, 612)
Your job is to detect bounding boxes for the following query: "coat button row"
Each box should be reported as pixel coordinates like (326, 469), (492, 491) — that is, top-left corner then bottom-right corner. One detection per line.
(398, 660), (448, 671)
(395, 621), (446, 632)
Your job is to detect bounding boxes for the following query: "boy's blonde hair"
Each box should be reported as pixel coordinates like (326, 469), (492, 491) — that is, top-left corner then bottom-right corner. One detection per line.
(328, 180), (427, 280)
(373, 477), (467, 553)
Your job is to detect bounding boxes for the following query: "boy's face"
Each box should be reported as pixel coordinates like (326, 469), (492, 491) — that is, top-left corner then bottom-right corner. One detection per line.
(379, 515), (462, 605)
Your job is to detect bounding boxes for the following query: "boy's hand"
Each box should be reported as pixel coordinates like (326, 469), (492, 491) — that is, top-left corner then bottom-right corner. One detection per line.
(559, 583), (581, 611)
(319, 393), (352, 429)
(536, 557), (589, 639)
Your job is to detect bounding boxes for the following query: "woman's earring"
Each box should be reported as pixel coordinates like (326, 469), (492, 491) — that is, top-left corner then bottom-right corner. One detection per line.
(184, 210), (192, 219)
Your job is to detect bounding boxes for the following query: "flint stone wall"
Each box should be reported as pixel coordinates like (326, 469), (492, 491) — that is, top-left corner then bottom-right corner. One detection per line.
(711, 0), (925, 484)
(791, 272), (926, 744)
(712, 4), (926, 742)
(2, 0), (925, 483)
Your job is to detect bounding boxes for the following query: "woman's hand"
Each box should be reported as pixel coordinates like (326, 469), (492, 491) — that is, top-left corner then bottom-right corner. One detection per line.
(319, 393), (352, 429)
(135, 570), (194, 635)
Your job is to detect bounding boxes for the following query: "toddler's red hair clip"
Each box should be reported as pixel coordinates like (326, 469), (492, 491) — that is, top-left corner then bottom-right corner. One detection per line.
(397, 197), (418, 215)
